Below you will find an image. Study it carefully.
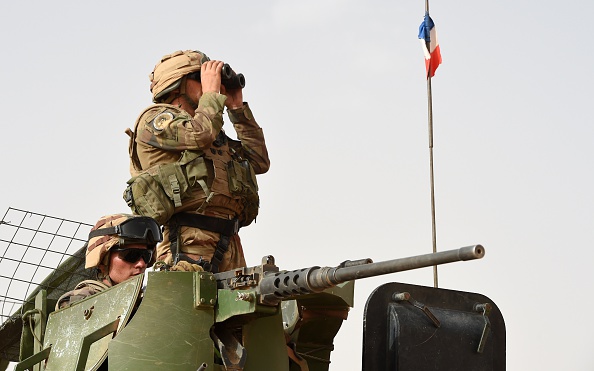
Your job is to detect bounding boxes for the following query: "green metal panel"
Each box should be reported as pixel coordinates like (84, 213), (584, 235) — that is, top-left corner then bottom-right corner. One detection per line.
(215, 289), (277, 323)
(109, 271), (217, 371)
(33, 289), (47, 371)
(216, 289), (258, 322)
(14, 347), (52, 371)
(18, 301), (35, 363)
(243, 310), (290, 371)
(195, 271), (217, 309)
(18, 290), (48, 371)
(40, 274), (143, 371)
(309, 281), (355, 307)
(282, 281), (355, 371)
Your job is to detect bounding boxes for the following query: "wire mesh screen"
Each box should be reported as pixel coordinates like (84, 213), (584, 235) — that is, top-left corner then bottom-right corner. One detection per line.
(0, 207), (93, 361)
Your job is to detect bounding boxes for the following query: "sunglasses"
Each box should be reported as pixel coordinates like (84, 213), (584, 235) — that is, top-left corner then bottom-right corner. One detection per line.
(111, 247), (154, 264)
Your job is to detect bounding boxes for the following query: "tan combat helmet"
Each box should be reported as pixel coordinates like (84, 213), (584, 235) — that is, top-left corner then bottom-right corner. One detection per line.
(149, 50), (210, 103)
(85, 214), (163, 269)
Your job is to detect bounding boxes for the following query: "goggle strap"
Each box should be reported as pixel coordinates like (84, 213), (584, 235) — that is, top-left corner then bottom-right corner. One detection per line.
(88, 217), (162, 242)
(88, 226), (118, 240)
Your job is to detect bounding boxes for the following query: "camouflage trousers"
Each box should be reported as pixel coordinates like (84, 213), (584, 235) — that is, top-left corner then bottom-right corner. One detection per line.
(156, 226), (246, 272)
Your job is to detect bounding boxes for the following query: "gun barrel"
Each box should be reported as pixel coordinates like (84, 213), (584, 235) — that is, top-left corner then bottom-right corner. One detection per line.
(258, 245), (484, 305)
(331, 244), (484, 284)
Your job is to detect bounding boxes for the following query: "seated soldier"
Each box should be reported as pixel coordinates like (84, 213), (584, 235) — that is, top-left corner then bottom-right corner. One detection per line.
(56, 214), (162, 310)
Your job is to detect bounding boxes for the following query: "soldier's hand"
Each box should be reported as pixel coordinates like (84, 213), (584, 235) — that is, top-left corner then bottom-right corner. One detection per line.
(220, 84), (244, 110)
(200, 60), (223, 93)
(170, 261), (205, 272)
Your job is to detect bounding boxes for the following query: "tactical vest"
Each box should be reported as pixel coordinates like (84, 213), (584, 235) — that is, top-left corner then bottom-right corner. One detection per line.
(124, 105), (259, 227)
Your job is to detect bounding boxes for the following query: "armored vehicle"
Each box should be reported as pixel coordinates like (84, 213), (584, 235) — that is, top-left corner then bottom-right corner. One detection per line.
(0, 208), (504, 370)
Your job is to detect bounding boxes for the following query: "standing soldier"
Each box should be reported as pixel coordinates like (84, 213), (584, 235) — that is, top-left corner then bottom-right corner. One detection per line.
(124, 50), (270, 273)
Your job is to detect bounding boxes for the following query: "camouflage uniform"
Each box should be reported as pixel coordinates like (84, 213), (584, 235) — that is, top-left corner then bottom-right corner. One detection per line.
(130, 92), (270, 271)
(55, 280), (110, 310)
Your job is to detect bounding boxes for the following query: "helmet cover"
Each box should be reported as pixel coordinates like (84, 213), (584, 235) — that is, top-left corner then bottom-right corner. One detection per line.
(149, 50), (210, 102)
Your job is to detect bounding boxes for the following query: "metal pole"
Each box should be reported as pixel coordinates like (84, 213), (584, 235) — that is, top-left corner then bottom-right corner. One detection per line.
(425, 0), (439, 288)
(427, 78), (438, 289)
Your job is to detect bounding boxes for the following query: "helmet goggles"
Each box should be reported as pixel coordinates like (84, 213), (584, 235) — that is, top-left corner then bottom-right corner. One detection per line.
(88, 216), (163, 245)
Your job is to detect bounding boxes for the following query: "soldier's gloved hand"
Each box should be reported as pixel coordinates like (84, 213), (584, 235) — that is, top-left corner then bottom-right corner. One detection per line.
(170, 261), (205, 272)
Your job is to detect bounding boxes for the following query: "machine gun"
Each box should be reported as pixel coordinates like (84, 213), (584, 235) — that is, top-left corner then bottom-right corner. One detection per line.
(13, 245), (487, 371)
(215, 244), (484, 305)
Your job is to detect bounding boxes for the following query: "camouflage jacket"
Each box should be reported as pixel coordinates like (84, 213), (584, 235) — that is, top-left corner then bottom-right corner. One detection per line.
(129, 92), (270, 219)
(55, 280), (111, 310)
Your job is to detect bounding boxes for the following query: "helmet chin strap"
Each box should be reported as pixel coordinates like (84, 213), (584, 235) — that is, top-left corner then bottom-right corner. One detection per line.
(97, 267), (114, 287)
(98, 254), (114, 287)
(179, 76), (199, 111)
(165, 76), (199, 111)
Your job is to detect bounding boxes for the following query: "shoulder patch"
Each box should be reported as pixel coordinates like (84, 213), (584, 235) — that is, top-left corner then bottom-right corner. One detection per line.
(152, 111), (174, 131)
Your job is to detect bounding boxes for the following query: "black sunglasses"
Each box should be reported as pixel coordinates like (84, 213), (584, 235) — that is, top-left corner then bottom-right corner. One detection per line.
(111, 247), (153, 264)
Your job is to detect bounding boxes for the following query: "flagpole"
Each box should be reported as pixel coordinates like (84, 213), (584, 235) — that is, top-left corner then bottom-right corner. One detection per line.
(425, 0), (439, 289)
(427, 76), (439, 289)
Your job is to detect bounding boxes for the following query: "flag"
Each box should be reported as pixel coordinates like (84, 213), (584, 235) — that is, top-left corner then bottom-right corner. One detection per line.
(418, 12), (442, 78)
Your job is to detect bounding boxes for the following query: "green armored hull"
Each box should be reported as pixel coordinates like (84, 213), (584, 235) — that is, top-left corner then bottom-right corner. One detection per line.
(14, 265), (355, 371)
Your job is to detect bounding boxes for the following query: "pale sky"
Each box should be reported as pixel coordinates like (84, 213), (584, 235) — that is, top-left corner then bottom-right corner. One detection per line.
(1, 1), (593, 370)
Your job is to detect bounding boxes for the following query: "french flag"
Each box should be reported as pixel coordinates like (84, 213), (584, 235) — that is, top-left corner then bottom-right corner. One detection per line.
(418, 13), (442, 78)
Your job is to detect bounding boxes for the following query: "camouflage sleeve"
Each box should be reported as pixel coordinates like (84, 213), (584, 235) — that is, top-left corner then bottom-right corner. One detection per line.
(55, 281), (107, 310)
(136, 92), (227, 152)
(228, 103), (270, 174)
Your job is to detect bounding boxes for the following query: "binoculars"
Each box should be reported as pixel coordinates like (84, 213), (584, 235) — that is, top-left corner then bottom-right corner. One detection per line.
(187, 63), (245, 89)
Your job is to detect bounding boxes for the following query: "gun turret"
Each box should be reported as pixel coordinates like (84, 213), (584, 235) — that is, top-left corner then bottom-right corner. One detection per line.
(12, 244), (486, 371)
(216, 245), (485, 305)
